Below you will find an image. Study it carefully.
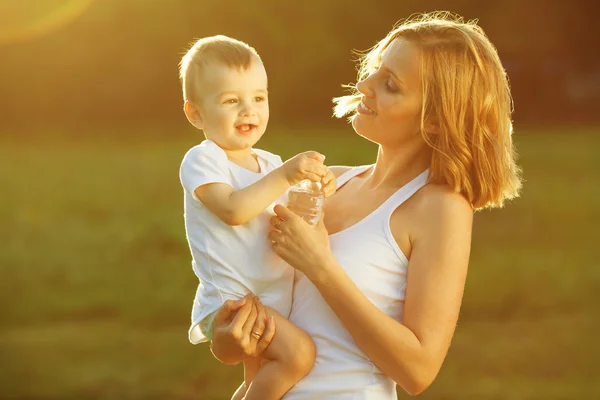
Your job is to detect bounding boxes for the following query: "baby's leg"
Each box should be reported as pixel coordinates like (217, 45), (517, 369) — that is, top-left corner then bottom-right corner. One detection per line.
(243, 307), (316, 400)
(228, 361), (256, 400)
(231, 382), (247, 400)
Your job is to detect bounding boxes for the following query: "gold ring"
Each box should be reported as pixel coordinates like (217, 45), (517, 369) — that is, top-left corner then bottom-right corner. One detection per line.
(273, 219), (282, 229)
(251, 331), (261, 339)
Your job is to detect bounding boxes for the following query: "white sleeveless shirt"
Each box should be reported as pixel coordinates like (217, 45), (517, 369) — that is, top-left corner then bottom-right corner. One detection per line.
(283, 166), (429, 400)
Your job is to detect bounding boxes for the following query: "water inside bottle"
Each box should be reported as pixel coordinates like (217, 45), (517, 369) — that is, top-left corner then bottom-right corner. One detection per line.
(287, 181), (325, 226)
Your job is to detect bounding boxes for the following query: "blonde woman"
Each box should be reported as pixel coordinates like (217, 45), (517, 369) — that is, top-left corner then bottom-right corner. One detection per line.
(209, 12), (522, 399)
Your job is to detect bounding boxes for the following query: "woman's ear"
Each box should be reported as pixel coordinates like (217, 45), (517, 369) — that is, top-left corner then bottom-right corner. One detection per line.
(425, 118), (441, 135)
(184, 100), (204, 130)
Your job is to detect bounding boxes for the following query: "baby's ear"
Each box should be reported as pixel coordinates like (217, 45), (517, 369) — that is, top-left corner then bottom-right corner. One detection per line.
(184, 100), (204, 130)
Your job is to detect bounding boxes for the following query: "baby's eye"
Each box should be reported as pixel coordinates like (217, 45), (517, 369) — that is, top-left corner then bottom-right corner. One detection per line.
(254, 96), (266, 102)
(223, 98), (238, 104)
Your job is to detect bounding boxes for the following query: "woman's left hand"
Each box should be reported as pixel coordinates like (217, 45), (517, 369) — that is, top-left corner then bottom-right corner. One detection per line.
(269, 204), (336, 281)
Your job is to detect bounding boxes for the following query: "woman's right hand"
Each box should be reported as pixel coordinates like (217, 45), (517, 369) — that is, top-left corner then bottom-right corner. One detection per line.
(210, 294), (276, 365)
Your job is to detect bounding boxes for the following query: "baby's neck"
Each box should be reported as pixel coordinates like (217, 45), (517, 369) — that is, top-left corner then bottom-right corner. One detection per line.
(225, 149), (261, 173)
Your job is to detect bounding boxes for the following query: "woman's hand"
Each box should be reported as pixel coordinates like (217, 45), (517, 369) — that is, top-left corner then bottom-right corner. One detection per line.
(210, 294), (275, 365)
(269, 204), (337, 282)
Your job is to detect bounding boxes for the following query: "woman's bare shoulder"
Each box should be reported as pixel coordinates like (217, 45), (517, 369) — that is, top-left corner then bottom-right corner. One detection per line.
(392, 183), (473, 266)
(412, 183), (473, 226)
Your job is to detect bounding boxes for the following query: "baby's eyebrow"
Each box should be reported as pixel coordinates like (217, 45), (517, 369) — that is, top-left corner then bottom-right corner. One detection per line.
(217, 89), (268, 97)
(217, 91), (237, 97)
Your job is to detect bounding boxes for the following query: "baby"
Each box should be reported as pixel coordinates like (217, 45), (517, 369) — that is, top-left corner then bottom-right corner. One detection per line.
(178, 35), (335, 399)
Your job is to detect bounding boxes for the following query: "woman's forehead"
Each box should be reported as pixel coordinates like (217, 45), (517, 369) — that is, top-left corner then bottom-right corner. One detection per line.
(379, 38), (421, 82)
(381, 39), (416, 66)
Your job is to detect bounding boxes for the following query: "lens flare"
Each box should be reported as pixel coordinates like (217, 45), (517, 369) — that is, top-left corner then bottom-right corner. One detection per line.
(0, 0), (94, 45)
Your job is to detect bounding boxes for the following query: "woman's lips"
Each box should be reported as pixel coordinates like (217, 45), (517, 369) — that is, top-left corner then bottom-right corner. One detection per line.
(357, 101), (376, 116)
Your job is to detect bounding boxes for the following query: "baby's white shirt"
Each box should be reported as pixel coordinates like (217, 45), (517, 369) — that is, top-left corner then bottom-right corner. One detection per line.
(180, 139), (293, 344)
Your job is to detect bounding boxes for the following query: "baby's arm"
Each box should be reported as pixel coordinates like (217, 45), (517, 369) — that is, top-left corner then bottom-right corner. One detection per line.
(196, 151), (328, 226)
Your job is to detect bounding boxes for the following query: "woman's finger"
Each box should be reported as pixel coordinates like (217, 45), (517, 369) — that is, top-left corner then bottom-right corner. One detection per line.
(271, 241), (291, 261)
(241, 301), (258, 338)
(269, 215), (283, 231)
(230, 295), (254, 334)
(268, 229), (281, 242)
(213, 297), (247, 325)
(255, 316), (276, 355)
(251, 298), (267, 340)
(273, 204), (297, 221)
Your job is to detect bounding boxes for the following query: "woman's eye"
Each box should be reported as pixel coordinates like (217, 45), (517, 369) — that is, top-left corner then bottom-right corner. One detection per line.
(386, 80), (399, 93)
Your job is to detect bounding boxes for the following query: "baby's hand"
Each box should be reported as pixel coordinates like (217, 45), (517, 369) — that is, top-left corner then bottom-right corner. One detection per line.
(282, 151), (328, 186)
(321, 167), (337, 197)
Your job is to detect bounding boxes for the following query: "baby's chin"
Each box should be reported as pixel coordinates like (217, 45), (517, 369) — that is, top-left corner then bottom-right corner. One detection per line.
(228, 134), (264, 151)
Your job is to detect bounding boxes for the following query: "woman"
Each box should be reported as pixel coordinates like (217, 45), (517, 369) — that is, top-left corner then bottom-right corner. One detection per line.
(209, 12), (521, 399)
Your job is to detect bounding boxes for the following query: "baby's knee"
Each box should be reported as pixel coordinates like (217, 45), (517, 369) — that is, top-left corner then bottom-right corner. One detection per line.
(287, 332), (316, 379)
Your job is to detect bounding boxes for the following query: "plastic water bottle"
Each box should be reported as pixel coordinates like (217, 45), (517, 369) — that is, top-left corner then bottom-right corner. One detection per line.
(287, 179), (325, 226)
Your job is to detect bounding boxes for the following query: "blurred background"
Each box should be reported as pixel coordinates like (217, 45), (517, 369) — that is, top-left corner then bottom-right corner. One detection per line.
(1, 0), (598, 399)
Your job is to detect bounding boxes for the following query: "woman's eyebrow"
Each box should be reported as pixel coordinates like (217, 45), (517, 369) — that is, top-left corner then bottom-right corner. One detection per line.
(381, 65), (404, 86)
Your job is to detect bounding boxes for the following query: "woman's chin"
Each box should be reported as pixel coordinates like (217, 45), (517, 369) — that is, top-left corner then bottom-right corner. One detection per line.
(351, 114), (360, 131)
(351, 115), (370, 137)
(352, 119), (382, 145)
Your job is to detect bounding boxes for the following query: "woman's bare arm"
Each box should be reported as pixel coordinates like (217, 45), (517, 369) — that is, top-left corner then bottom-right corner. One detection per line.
(270, 187), (472, 395)
(312, 188), (472, 394)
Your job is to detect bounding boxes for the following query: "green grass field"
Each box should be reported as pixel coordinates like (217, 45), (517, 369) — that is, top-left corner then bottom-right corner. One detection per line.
(1, 125), (598, 399)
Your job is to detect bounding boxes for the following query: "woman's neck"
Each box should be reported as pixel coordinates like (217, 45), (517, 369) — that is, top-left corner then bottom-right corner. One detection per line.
(366, 142), (432, 190)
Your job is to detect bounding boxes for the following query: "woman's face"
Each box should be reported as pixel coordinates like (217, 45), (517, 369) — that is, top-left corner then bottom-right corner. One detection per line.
(352, 38), (424, 148)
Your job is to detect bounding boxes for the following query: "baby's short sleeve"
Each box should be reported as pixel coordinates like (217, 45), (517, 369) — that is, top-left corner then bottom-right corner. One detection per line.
(180, 140), (231, 201)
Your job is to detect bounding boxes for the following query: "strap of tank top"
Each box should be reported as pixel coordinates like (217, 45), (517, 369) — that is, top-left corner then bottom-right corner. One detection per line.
(381, 169), (430, 214)
(335, 165), (373, 189)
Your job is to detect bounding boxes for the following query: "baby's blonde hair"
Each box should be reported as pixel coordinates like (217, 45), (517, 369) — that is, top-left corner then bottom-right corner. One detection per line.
(334, 12), (522, 210)
(179, 35), (261, 102)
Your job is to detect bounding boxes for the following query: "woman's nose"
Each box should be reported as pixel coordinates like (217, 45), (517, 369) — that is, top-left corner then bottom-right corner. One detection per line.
(356, 77), (374, 97)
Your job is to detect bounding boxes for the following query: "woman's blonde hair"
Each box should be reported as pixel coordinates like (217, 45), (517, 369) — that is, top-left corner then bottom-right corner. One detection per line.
(334, 12), (522, 210)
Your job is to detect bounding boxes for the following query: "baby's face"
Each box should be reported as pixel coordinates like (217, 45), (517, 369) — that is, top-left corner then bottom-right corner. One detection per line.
(196, 59), (269, 152)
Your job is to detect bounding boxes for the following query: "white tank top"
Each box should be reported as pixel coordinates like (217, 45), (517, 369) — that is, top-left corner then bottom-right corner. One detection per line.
(284, 166), (429, 400)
